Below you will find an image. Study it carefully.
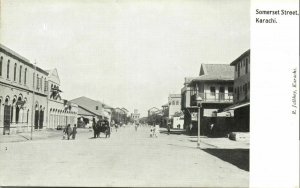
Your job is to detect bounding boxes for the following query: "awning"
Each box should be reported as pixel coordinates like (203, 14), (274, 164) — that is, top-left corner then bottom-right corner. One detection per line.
(220, 102), (250, 112)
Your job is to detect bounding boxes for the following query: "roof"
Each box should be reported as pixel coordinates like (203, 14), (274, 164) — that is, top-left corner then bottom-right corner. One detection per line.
(70, 96), (106, 117)
(230, 49), (250, 66)
(148, 107), (160, 112)
(184, 77), (198, 84)
(169, 94), (181, 98)
(121, 107), (129, 112)
(190, 64), (234, 84)
(162, 103), (168, 107)
(0, 43), (49, 75)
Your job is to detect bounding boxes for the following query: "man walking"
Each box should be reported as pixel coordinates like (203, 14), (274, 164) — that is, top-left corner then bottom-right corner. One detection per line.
(72, 124), (77, 140)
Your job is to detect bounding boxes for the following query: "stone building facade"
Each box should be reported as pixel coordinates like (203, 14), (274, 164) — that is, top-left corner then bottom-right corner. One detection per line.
(0, 44), (78, 134)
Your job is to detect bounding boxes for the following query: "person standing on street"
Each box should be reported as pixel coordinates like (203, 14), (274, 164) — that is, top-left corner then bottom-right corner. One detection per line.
(189, 123), (193, 136)
(135, 123), (138, 132)
(167, 123), (171, 135)
(72, 124), (77, 140)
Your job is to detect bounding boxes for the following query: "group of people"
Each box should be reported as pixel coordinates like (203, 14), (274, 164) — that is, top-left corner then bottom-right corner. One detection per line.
(63, 124), (77, 140)
(150, 124), (160, 138)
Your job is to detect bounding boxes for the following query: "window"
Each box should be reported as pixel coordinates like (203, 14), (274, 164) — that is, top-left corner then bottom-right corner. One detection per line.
(228, 87), (233, 93)
(13, 63), (17, 81)
(237, 63), (240, 77)
(0, 56), (2, 76)
(96, 106), (99, 110)
(36, 74), (39, 89)
(24, 68), (27, 85)
(7, 60), (10, 79)
(19, 66), (22, 83)
(234, 88), (236, 94)
(172, 101), (175, 105)
(40, 77), (44, 90)
(44, 79), (48, 91)
(176, 101), (179, 105)
(245, 58), (249, 74)
(33, 73), (35, 87)
(210, 87), (216, 95)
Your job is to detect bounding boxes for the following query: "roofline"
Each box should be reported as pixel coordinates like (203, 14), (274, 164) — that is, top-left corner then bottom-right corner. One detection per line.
(78, 105), (104, 117)
(189, 79), (234, 86)
(0, 44), (49, 75)
(230, 49), (250, 66)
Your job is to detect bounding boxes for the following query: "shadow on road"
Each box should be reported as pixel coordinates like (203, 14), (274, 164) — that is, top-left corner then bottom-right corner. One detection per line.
(160, 129), (187, 135)
(202, 148), (249, 171)
(88, 137), (109, 139)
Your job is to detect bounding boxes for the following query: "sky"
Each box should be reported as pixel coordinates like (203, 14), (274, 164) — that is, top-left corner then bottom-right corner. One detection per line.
(0, 0), (250, 117)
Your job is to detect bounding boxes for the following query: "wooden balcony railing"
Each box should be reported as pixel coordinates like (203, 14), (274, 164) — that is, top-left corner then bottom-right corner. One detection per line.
(190, 92), (233, 106)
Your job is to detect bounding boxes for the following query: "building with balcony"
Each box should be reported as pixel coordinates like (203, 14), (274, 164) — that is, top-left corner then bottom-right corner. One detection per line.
(181, 64), (235, 135)
(222, 49), (250, 132)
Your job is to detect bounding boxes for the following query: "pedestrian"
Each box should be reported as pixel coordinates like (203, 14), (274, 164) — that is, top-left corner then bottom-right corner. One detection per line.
(66, 124), (72, 140)
(155, 123), (160, 138)
(167, 123), (171, 135)
(150, 125), (154, 137)
(189, 123), (193, 136)
(209, 123), (214, 137)
(72, 124), (77, 140)
(135, 123), (138, 132)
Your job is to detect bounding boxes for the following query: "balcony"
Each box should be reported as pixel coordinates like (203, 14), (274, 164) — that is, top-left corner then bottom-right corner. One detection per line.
(190, 92), (233, 106)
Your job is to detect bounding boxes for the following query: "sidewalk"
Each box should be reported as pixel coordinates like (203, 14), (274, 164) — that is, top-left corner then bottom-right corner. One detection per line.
(0, 128), (90, 143)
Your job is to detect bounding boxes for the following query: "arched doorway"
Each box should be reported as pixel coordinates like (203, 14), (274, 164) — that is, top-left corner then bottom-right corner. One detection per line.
(39, 106), (44, 129)
(3, 96), (11, 135)
(34, 104), (39, 129)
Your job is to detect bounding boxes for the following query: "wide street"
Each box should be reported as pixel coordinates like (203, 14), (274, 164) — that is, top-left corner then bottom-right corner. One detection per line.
(0, 125), (249, 187)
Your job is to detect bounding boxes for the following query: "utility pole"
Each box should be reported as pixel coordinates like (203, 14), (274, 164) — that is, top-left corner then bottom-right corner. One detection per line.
(31, 61), (37, 140)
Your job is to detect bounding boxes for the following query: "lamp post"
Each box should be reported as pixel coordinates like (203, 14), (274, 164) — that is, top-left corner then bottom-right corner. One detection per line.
(196, 94), (203, 148)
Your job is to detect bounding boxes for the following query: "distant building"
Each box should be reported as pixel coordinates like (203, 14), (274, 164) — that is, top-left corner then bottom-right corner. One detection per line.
(131, 109), (140, 124)
(168, 94), (181, 119)
(148, 107), (160, 117)
(112, 107), (128, 124)
(70, 96), (111, 128)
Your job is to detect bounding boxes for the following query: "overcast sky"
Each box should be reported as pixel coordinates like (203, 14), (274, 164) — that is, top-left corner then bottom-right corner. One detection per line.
(1, 0), (249, 116)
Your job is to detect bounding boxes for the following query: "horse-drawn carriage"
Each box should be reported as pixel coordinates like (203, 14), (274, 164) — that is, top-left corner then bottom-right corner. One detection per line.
(93, 119), (111, 138)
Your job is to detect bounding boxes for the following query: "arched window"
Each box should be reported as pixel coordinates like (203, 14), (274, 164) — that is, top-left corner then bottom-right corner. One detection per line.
(19, 65), (22, 83)
(36, 74), (39, 90)
(41, 76), (43, 91)
(24, 68), (27, 85)
(7, 60), (10, 79)
(172, 101), (175, 105)
(0, 56), (3, 76)
(13, 63), (17, 81)
(44, 78), (47, 91)
(33, 73), (35, 87)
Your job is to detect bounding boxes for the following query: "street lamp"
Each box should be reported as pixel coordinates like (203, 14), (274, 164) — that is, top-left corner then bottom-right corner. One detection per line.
(196, 94), (203, 148)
